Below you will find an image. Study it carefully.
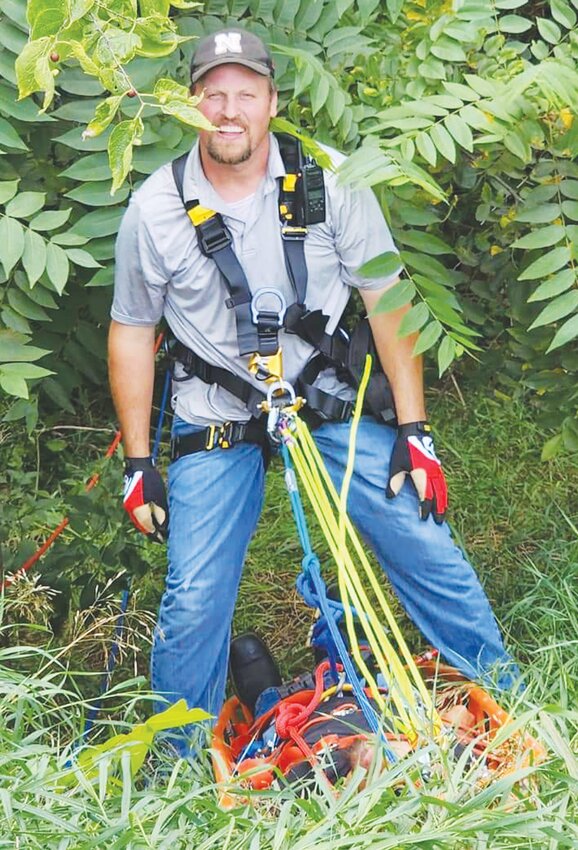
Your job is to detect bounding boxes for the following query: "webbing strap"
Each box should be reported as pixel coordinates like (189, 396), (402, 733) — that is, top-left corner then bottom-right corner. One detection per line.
(171, 149), (310, 356)
(170, 341), (266, 417)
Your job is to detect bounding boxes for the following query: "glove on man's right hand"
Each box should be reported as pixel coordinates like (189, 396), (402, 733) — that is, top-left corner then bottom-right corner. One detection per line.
(123, 457), (168, 543)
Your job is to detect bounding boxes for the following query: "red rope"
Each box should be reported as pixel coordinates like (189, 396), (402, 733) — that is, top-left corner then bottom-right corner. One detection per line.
(2, 334), (164, 592)
(276, 660), (331, 768)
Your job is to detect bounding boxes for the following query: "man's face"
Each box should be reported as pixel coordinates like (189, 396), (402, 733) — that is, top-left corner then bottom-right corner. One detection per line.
(194, 64), (278, 166)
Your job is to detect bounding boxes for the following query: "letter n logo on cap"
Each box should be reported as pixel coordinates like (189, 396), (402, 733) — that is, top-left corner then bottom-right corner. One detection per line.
(214, 32), (243, 55)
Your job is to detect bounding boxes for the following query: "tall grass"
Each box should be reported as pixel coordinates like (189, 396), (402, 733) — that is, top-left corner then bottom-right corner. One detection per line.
(1, 391), (577, 847)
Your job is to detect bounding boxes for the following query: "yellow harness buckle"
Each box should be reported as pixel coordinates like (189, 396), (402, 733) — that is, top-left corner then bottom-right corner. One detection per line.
(248, 349), (284, 384)
(283, 174), (298, 192)
(188, 205), (217, 227)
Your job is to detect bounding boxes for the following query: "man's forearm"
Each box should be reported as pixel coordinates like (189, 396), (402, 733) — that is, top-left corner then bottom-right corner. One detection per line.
(360, 287), (426, 425)
(108, 320), (156, 457)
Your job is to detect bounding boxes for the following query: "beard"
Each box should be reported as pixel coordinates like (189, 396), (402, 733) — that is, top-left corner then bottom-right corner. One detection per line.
(206, 130), (253, 165)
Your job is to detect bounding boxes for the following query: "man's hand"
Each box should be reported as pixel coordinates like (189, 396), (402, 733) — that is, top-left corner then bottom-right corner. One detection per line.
(123, 457), (169, 543)
(386, 422), (448, 523)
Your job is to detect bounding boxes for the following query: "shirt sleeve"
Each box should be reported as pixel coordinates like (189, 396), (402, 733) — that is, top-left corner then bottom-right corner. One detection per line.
(329, 178), (403, 291)
(110, 197), (168, 326)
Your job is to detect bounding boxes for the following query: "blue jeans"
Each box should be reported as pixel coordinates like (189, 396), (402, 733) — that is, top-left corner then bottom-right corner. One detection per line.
(152, 416), (517, 740)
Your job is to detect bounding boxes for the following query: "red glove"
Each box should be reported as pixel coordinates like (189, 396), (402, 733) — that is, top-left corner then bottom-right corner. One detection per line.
(123, 457), (169, 543)
(386, 422), (448, 523)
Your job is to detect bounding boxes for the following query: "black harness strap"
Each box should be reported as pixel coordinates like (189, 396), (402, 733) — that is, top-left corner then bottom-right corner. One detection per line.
(170, 418), (270, 467)
(171, 341), (266, 418)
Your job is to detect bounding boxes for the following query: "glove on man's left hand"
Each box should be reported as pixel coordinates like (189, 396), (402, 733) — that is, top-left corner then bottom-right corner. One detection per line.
(386, 422), (448, 524)
(123, 457), (169, 543)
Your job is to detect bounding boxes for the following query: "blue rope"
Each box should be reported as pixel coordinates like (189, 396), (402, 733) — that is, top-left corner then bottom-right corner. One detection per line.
(280, 442), (397, 762)
(152, 368), (171, 463)
(81, 586), (130, 741)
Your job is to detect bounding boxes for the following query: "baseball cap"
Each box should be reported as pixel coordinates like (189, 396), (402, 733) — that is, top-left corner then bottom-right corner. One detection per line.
(190, 28), (275, 84)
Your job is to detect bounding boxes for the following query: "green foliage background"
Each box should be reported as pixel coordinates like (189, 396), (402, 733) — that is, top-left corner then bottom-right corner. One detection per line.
(0, 0), (577, 454)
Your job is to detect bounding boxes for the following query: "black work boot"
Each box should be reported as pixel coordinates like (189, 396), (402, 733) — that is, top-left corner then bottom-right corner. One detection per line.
(229, 633), (283, 715)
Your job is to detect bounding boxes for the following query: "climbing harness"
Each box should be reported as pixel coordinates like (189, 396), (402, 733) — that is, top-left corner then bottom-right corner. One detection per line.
(169, 132), (397, 430)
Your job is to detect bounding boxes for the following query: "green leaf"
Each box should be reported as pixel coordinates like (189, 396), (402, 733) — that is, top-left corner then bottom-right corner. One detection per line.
(51, 232), (88, 246)
(22, 229), (47, 286)
(0, 372), (28, 398)
(0, 116), (28, 151)
(0, 179), (19, 204)
(82, 95), (124, 140)
(515, 204), (561, 224)
(108, 117), (145, 194)
(0, 216), (25, 275)
(46, 242), (70, 294)
(499, 14), (533, 32)
(396, 230), (454, 255)
(546, 313), (578, 352)
(311, 74), (330, 117)
(66, 248), (102, 268)
(537, 18), (561, 43)
(397, 302), (429, 337)
(541, 432), (563, 461)
(561, 200), (578, 221)
(552, 0), (577, 27)
(415, 131), (437, 167)
(0, 361), (53, 378)
(437, 334), (456, 376)
(518, 246), (571, 280)
(5, 191), (46, 218)
(59, 152), (112, 182)
(0, 80), (54, 122)
(29, 208), (72, 231)
(372, 279), (416, 314)
(527, 269), (575, 302)
(27, 0), (65, 38)
(386, 0), (403, 18)
(528, 290), (578, 330)
(14, 36), (52, 99)
(430, 37), (467, 62)
(512, 225), (566, 250)
(0, 329), (50, 362)
(560, 180), (578, 200)
(69, 0), (96, 24)
(65, 181), (129, 206)
(72, 207), (123, 238)
(443, 114), (473, 152)
(430, 123), (456, 163)
(357, 251), (403, 279)
(160, 100), (215, 131)
(7, 288), (50, 321)
(94, 26), (141, 65)
(504, 131), (531, 163)
(153, 77), (193, 102)
(413, 320), (443, 355)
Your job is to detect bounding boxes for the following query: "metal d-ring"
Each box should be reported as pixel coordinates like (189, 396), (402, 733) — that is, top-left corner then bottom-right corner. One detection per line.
(266, 380), (296, 409)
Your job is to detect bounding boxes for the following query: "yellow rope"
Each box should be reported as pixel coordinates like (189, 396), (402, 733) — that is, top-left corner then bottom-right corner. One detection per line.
(281, 356), (440, 742)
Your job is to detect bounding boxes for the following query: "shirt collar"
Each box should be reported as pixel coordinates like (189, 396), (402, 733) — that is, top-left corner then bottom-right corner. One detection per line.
(183, 133), (286, 214)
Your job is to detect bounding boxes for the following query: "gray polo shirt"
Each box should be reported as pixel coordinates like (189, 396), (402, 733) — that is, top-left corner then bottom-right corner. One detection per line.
(112, 134), (401, 426)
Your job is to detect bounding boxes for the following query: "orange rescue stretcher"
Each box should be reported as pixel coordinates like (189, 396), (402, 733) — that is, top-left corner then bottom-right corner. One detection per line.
(211, 654), (546, 809)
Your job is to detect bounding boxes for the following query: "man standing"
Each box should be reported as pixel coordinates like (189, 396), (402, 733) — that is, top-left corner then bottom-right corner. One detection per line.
(109, 28), (516, 742)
